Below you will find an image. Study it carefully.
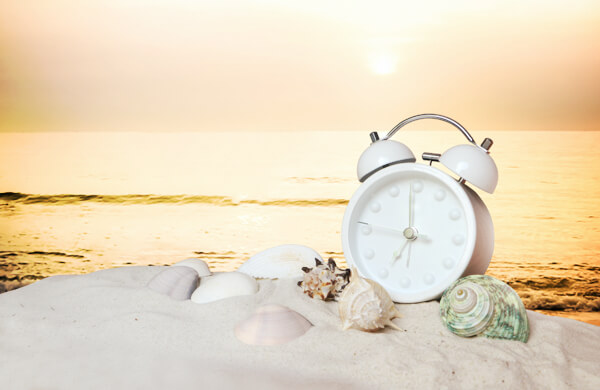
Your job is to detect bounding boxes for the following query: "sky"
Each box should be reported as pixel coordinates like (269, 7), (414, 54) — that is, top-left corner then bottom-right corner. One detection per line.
(1, 0), (599, 132)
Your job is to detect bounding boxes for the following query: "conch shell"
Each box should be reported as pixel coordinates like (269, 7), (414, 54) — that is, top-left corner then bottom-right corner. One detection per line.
(298, 258), (350, 301)
(338, 268), (402, 331)
(439, 275), (530, 342)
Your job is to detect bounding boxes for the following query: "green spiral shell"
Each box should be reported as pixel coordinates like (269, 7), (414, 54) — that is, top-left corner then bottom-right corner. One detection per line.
(440, 275), (529, 343)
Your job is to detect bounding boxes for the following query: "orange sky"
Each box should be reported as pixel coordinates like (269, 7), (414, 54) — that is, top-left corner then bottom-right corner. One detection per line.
(1, 0), (599, 132)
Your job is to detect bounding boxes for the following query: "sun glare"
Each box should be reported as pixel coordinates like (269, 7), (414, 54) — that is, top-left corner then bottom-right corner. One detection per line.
(368, 53), (398, 75)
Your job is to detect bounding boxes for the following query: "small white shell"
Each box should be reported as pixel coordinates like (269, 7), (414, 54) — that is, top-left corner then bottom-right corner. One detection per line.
(191, 272), (258, 304)
(338, 268), (402, 332)
(147, 267), (199, 300)
(235, 304), (312, 345)
(172, 258), (212, 277)
(237, 244), (323, 279)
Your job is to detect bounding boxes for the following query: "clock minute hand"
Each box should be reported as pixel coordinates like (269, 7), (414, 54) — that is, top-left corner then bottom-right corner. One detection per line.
(408, 182), (414, 227)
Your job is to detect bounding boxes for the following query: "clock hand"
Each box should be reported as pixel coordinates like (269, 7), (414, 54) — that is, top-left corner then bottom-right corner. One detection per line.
(392, 238), (409, 264)
(358, 221), (404, 234)
(359, 221), (430, 241)
(406, 241), (413, 268)
(408, 182), (414, 227)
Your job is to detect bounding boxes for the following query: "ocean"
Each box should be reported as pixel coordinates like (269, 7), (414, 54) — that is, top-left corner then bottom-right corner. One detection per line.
(1, 130), (599, 325)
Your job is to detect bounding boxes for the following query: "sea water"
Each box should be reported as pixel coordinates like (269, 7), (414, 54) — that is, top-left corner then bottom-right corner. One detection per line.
(1, 131), (599, 324)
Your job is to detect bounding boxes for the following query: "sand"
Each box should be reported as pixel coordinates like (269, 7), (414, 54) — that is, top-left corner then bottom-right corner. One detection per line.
(1, 266), (599, 390)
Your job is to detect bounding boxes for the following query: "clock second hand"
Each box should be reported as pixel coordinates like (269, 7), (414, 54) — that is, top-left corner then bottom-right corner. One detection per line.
(357, 221), (404, 234)
(358, 221), (430, 240)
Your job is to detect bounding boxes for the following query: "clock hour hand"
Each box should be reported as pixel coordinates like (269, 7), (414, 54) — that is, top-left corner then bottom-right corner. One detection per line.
(391, 238), (409, 264)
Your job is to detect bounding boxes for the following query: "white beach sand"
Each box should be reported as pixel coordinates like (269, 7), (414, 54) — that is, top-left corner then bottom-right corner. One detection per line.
(1, 266), (599, 390)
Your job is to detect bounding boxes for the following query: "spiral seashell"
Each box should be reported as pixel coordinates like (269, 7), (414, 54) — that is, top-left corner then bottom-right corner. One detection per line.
(440, 275), (529, 342)
(235, 304), (312, 346)
(147, 266), (199, 300)
(338, 268), (402, 332)
(297, 258), (350, 301)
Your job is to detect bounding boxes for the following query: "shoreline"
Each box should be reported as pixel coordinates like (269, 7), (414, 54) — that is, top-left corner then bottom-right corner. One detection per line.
(1, 267), (599, 327)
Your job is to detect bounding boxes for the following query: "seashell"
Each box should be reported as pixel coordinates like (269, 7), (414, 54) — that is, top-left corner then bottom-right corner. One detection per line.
(191, 272), (258, 304)
(338, 268), (402, 332)
(297, 258), (350, 301)
(147, 266), (199, 300)
(235, 304), (312, 346)
(172, 258), (212, 277)
(440, 275), (529, 342)
(237, 244), (323, 279)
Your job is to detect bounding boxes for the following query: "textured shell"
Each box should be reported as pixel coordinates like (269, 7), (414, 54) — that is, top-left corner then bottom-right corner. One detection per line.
(172, 258), (212, 277)
(235, 304), (312, 346)
(440, 275), (530, 342)
(237, 245), (323, 279)
(191, 272), (258, 304)
(147, 266), (199, 300)
(298, 258), (350, 301)
(338, 268), (402, 332)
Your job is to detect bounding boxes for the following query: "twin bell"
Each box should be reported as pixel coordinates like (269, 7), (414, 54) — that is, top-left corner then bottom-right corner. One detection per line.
(356, 113), (498, 194)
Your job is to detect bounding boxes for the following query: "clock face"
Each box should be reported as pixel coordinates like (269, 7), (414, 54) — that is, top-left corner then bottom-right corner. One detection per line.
(341, 163), (477, 303)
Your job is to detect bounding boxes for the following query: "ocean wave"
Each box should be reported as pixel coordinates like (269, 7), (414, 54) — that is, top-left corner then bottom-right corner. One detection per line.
(0, 192), (348, 207)
(0, 250), (85, 259)
(519, 292), (600, 312)
(506, 274), (600, 312)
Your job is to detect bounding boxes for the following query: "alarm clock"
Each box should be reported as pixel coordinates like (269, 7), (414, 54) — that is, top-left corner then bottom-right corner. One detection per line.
(341, 114), (497, 303)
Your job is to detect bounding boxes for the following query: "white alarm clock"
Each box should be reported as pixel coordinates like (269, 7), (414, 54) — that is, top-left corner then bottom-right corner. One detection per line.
(341, 114), (497, 303)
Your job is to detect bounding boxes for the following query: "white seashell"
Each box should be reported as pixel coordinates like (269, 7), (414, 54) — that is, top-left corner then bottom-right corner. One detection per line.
(235, 304), (312, 345)
(237, 244), (323, 279)
(338, 268), (402, 332)
(191, 272), (258, 304)
(172, 258), (212, 277)
(147, 266), (199, 300)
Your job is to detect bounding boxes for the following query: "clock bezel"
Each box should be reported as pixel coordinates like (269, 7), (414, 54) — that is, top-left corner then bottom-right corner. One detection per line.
(341, 163), (477, 303)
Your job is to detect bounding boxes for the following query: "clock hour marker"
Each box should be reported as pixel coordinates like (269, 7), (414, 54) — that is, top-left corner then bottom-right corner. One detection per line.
(399, 277), (411, 288)
(423, 273), (435, 285)
(388, 186), (399, 197)
(364, 248), (375, 259)
(452, 234), (465, 245)
(412, 180), (424, 193)
(378, 269), (389, 279)
(361, 225), (372, 235)
(443, 257), (455, 269)
(370, 201), (381, 213)
(449, 209), (461, 220)
(434, 189), (446, 201)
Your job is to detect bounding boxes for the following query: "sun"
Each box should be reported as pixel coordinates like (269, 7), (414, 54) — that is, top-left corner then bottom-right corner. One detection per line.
(368, 53), (398, 75)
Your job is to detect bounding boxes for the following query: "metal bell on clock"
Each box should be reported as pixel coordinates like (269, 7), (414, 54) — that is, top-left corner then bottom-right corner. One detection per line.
(439, 141), (498, 194)
(357, 113), (498, 194)
(356, 133), (415, 182)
